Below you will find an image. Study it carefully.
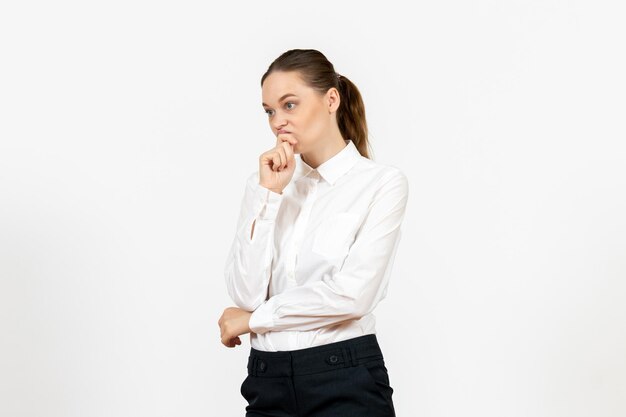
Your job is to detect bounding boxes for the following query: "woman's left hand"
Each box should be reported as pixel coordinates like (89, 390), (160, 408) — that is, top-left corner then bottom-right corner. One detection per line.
(218, 307), (252, 348)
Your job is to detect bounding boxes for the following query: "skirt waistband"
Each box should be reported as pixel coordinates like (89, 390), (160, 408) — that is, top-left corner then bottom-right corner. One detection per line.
(246, 334), (384, 377)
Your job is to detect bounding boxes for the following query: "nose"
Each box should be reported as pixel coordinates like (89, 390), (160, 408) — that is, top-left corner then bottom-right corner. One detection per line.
(272, 116), (288, 133)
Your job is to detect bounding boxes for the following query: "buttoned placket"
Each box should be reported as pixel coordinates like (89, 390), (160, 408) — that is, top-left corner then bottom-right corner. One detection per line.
(287, 170), (321, 284)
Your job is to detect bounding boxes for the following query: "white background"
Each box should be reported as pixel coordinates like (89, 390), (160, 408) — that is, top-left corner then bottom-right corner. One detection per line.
(1, 1), (625, 416)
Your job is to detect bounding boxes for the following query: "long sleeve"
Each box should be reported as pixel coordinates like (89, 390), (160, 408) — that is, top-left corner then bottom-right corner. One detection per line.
(248, 169), (409, 334)
(224, 171), (284, 311)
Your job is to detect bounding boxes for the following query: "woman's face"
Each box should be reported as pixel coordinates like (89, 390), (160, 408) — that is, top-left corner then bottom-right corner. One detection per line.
(261, 70), (339, 154)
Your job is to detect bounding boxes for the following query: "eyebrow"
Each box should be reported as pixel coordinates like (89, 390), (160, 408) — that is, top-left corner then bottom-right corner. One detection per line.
(262, 93), (298, 107)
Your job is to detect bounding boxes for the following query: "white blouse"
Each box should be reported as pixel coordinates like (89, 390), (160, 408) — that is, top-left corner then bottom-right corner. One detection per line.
(224, 139), (409, 351)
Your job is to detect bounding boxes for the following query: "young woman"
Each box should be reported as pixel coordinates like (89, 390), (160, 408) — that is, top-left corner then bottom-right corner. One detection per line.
(219, 48), (408, 417)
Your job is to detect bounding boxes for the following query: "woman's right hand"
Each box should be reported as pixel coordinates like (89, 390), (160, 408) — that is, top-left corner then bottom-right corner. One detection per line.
(259, 135), (297, 194)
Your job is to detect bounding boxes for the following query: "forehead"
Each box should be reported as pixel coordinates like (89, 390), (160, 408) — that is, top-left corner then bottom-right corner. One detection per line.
(262, 71), (310, 104)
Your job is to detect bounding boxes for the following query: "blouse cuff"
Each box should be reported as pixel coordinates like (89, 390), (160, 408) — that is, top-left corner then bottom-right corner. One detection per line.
(250, 181), (283, 221)
(248, 300), (274, 335)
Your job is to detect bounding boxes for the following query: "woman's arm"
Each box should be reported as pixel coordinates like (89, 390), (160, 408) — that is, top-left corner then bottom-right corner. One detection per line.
(247, 169), (409, 333)
(223, 171), (284, 311)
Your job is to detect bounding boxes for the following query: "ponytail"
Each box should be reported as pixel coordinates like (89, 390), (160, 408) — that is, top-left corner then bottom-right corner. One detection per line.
(336, 74), (371, 158)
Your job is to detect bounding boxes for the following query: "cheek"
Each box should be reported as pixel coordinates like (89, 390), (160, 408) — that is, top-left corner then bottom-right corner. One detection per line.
(302, 109), (327, 133)
(292, 107), (326, 146)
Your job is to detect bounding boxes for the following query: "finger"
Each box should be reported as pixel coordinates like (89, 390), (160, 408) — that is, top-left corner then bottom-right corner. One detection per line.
(260, 150), (278, 168)
(280, 142), (293, 169)
(221, 334), (232, 347)
(278, 134), (296, 149)
(276, 146), (288, 170)
(282, 141), (294, 165)
(276, 145), (287, 170)
(260, 151), (272, 169)
(272, 152), (282, 171)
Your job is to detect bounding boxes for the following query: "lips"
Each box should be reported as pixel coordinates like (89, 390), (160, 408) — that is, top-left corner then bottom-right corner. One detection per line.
(278, 130), (291, 134)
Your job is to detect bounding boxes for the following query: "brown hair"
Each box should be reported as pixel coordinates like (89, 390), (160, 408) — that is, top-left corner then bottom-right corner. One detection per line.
(261, 49), (372, 159)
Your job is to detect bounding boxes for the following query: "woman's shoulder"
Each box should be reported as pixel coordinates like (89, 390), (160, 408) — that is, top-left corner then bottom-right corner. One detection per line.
(356, 157), (408, 188)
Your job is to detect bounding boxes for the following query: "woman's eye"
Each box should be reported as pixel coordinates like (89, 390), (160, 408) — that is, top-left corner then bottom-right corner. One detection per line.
(264, 103), (294, 116)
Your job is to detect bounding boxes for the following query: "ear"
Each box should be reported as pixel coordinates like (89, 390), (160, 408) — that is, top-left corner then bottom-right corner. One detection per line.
(326, 87), (341, 113)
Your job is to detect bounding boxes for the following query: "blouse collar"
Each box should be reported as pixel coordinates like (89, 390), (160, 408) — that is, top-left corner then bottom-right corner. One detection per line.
(294, 139), (361, 185)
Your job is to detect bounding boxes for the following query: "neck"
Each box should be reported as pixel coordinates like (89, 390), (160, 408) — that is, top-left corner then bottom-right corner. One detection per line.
(301, 137), (347, 169)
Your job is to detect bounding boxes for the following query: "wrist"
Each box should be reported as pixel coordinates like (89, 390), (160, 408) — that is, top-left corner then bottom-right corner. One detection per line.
(259, 183), (282, 194)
